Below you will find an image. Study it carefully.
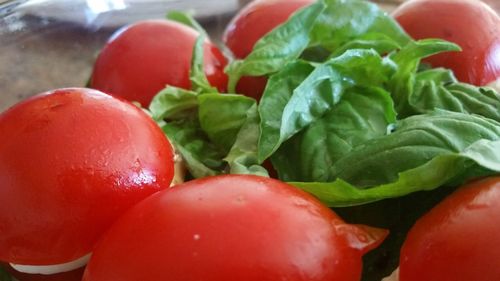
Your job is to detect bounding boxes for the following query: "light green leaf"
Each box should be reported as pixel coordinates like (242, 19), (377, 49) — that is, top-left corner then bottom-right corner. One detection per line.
(162, 120), (224, 178)
(225, 103), (269, 177)
(198, 93), (256, 154)
(329, 33), (402, 58)
(258, 61), (315, 162)
(404, 72), (500, 121)
(190, 35), (218, 93)
(149, 86), (199, 121)
(388, 39), (461, 112)
(225, 0), (326, 92)
(310, 0), (411, 51)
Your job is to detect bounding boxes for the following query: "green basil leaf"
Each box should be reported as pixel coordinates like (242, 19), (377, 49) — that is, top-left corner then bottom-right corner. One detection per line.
(149, 86), (199, 121)
(190, 35), (218, 93)
(258, 49), (394, 162)
(405, 73), (500, 121)
(272, 86), (396, 182)
(225, 0), (326, 92)
(166, 13), (216, 94)
(329, 33), (402, 58)
(389, 39), (461, 112)
(291, 111), (500, 207)
(310, 0), (411, 51)
(162, 120), (224, 178)
(414, 67), (457, 84)
(445, 84), (500, 121)
(258, 61), (315, 162)
(198, 93), (256, 154)
(166, 10), (208, 37)
(224, 103), (269, 177)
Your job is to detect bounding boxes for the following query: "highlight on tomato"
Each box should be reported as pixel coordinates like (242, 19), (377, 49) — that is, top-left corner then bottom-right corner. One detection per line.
(223, 0), (314, 99)
(0, 88), (175, 275)
(393, 0), (500, 86)
(91, 19), (228, 106)
(83, 175), (388, 281)
(398, 177), (500, 281)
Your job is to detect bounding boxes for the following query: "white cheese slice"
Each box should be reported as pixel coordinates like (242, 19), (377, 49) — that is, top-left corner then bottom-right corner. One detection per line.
(10, 253), (90, 275)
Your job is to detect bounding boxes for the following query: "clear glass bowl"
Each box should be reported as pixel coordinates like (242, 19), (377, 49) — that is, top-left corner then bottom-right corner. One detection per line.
(0, 0), (241, 112)
(2, 0), (498, 112)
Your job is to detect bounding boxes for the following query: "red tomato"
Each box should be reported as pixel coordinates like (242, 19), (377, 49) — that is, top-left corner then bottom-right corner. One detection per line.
(83, 175), (387, 281)
(0, 88), (175, 267)
(399, 177), (500, 281)
(91, 20), (228, 106)
(1, 262), (83, 281)
(263, 159), (278, 179)
(223, 0), (314, 99)
(393, 0), (500, 86)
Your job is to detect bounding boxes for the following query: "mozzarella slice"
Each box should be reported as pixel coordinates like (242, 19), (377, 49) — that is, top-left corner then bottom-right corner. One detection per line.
(10, 253), (90, 275)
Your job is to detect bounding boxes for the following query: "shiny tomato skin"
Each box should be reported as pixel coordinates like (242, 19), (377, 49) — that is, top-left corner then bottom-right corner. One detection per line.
(223, 0), (314, 59)
(400, 177), (500, 281)
(91, 20), (228, 106)
(83, 175), (387, 281)
(393, 0), (500, 86)
(0, 88), (175, 265)
(223, 0), (314, 99)
(1, 262), (83, 281)
(235, 75), (268, 101)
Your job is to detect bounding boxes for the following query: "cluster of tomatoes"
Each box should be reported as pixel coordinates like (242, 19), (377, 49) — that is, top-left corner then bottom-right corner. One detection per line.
(1, 0), (499, 281)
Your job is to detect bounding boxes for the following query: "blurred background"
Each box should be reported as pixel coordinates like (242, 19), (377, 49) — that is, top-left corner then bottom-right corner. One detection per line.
(0, 0), (499, 111)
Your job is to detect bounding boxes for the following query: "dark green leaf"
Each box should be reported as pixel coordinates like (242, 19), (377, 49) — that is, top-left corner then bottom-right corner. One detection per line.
(291, 111), (500, 206)
(225, 0), (326, 92)
(273, 86), (395, 182)
(166, 10), (208, 37)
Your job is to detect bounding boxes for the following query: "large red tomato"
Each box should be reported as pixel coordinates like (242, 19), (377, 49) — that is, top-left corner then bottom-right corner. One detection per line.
(393, 0), (500, 86)
(399, 177), (500, 281)
(0, 88), (175, 270)
(223, 0), (314, 99)
(83, 175), (387, 281)
(91, 20), (228, 106)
